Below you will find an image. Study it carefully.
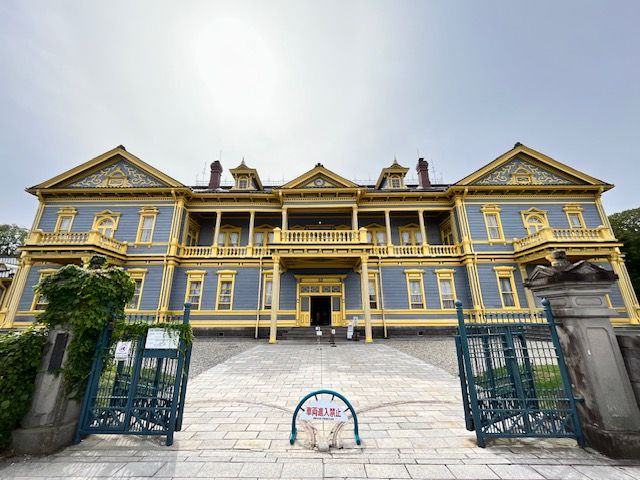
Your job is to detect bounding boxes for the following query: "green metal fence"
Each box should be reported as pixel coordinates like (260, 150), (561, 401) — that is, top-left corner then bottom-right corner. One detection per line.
(455, 299), (584, 448)
(74, 305), (192, 446)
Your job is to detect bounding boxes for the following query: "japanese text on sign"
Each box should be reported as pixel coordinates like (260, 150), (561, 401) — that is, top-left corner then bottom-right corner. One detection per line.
(300, 399), (347, 422)
(145, 328), (179, 349)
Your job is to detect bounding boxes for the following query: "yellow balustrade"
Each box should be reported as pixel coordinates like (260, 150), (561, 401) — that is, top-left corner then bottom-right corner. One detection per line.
(513, 226), (615, 252)
(275, 228), (365, 244)
(27, 230), (127, 255)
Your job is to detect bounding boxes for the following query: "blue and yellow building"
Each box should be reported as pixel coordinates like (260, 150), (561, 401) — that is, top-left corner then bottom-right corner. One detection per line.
(1, 142), (638, 340)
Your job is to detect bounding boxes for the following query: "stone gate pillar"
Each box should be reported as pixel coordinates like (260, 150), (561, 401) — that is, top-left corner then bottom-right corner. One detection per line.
(525, 250), (640, 458)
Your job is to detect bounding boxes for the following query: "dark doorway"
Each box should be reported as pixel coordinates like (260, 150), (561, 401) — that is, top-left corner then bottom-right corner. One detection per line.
(311, 296), (332, 326)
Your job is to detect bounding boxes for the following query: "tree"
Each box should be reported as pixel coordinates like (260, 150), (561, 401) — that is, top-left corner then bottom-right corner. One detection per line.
(609, 207), (640, 298)
(0, 224), (28, 257)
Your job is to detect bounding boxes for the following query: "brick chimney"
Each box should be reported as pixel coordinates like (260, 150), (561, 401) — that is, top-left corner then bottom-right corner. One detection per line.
(416, 158), (431, 188)
(209, 160), (223, 189)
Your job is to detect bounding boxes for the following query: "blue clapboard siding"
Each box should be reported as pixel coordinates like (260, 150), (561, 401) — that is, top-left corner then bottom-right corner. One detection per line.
(465, 200), (604, 243)
(18, 264), (60, 311)
(476, 263), (528, 309)
(38, 203), (175, 247)
(125, 265), (164, 310)
(169, 266), (260, 311)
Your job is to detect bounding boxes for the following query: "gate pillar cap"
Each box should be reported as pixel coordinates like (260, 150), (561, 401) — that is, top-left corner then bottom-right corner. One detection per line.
(525, 250), (617, 289)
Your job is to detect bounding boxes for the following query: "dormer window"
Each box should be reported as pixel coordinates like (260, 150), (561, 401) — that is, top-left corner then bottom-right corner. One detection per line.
(238, 176), (249, 189)
(390, 176), (401, 189)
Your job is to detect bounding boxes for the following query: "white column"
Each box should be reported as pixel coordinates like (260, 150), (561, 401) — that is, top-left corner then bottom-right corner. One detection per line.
(418, 209), (427, 253)
(248, 210), (255, 246)
(384, 210), (393, 255)
(360, 256), (373, 343)
(269, 257), (281, 343)
(282, 208), (288, 230)
(213, 210), (222, 250)
(352, 206), (358, 230)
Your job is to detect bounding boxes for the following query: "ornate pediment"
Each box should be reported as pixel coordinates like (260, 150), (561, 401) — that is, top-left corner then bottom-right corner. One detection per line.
(456, 143), (609, 188)
(63, 158), (165, 188)
(281, 164), (358, 189)
(28, 146), (184, 192)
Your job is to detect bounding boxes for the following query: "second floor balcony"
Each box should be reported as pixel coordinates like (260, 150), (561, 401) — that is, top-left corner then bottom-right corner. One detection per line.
(513, 226), (617, 254)
(24, 230), (128, 256)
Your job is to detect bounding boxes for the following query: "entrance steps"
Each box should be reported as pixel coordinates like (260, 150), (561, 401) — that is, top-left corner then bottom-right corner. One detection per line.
(278, 327), (355, 342)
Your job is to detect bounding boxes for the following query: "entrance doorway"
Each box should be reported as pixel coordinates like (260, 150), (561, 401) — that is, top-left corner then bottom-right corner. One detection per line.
(311, 296), (331, 326)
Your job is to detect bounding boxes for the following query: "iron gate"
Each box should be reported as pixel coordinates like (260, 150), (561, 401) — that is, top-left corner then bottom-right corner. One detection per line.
(74, 305), (192, 446)
(455, 299), (584, 448)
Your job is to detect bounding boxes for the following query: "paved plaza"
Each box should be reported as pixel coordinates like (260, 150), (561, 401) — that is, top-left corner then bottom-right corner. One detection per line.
(2, 341), (640, 479)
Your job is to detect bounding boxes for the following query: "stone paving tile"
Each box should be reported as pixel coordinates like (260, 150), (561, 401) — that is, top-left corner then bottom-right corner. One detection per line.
(2, 343), (640, 478)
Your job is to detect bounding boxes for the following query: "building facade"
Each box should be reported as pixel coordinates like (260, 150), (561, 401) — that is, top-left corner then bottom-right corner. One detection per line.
(1, 143), (638, 340)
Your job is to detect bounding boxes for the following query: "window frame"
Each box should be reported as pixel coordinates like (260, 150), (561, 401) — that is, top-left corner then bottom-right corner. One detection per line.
(125, 268), (147, 311)
(31, 268), (57, 311)
(215, 270), (237, 310)
(253, 225), (275, 246)
(404, 269), (426, 310)
(494, 266), (520, 309)
(368, 272), (380, 310)
(185, 218), (200, 246)
(481, 205), (504, 242)
(184, 270), (206, 310)
(262, 273), (273, 310)
(364, 224), (387, 245)
(563, 204), (586, 229)
(216, 225), (242, 247)
(520, 208), (549, 235)
(398, 224), (423, 246)
(92, 210), (121, 238)
(135, 207), (158, 244)
(435, 268), (458, 310)
(440, 217), (456, 245)
(54, 207), (77, 233)
(237, 176), (249, 190)
(389, 175), (402, 189)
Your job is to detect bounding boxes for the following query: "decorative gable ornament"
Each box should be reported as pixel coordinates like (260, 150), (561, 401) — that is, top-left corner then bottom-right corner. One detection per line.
(281, 163), (358, 189)
(67, 160), (164, 188)
(476, 157), (573, 186)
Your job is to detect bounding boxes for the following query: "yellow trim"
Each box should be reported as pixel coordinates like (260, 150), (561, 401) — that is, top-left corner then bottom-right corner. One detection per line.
(262, 272), (273, 310)
(184, 270), (206, 310)
(481, 204), (505, 242)
(215, 270), (237, 311)
(54, 207), (77, 232)
(368, 272), (380, 310)
(494, 266), (521, 309)
(435, 268), (457, 310)
(563, 204), (586, 229)
(404, 269), (426, 310)
(125, 268), (147, 311)
(253, 225), (275, 246)
(216, 225), (242, 247)
(135, 207), (159, 244)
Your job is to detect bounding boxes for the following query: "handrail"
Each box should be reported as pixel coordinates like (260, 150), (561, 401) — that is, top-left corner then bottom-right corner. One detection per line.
(27, 230), (128, 255)
(513, 226), (614, 252)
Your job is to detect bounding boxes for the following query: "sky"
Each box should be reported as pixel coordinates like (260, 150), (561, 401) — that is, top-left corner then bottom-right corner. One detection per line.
(1, 0), (639, 227)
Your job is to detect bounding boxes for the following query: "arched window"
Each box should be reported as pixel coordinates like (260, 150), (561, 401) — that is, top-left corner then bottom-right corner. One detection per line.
(96, 218), (115, 237)
(524, 215), (546, 235)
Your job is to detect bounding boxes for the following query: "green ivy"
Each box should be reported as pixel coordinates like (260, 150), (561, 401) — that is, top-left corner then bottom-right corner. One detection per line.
(0, 328), (47, 449)
(113, 321), (193, 346)
(36, 258), (135, 397)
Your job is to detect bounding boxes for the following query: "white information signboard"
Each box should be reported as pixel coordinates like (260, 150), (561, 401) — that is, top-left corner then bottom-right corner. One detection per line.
(346, 325), (354, 340)
(300, 399), (348, 422)
(145, 328), (180, 350)
(114, 341), (132, 361)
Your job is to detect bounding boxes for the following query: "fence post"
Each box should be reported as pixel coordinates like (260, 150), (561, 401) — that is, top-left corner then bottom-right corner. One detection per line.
(174, 303), (192, 433)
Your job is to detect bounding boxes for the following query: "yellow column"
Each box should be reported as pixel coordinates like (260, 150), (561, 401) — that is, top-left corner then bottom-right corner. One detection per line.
(269, 257), (281, 343)
(3, 256), (33, 328)
(352, 206), (358, 230)
(158, 259), (177, 316)
(464, 259), (485, 311)
(213, 210), (222, 255)
(518, 264), (536, 311)
(360, 256), (373, 343)
(417, 209), (427, 254)
(610, 252), (640, 323)
(282, 208), (288, 230)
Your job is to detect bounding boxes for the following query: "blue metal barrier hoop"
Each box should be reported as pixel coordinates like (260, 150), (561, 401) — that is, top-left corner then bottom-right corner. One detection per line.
(290, 389), (361, 445)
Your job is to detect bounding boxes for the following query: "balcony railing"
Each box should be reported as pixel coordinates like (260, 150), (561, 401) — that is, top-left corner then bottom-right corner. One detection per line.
(370, 244), (461, 257)
(273, 228), (367, 244)
(513, 226), (614, 253)
(26, 230), (128, 255)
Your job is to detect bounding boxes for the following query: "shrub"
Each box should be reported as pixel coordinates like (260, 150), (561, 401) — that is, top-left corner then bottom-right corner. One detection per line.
(0, 328), (47, 449)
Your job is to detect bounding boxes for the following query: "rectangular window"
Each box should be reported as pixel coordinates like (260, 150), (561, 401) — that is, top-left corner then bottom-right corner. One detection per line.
(263, 279), (273, 309)
(368, 276), (378, 309)
(187, 280), (202, 309)
(439, 278), (455, 309)
(390, 177), (401, 188)
(238, 177), (248, 189)
(254, 231), (264, 246)
(127, 278), (144, 310)
(568, 213), (583, 229)
(139, 216), (155, 243)
(409, 280), (424, 309)
(376, 231), (386, 245)
(495, 267), (520, 309)
(485, 214), (501, 240)
(32, 270), (56, 311)
(218, 281), (232, 310)
(57, 216), (73, 232)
